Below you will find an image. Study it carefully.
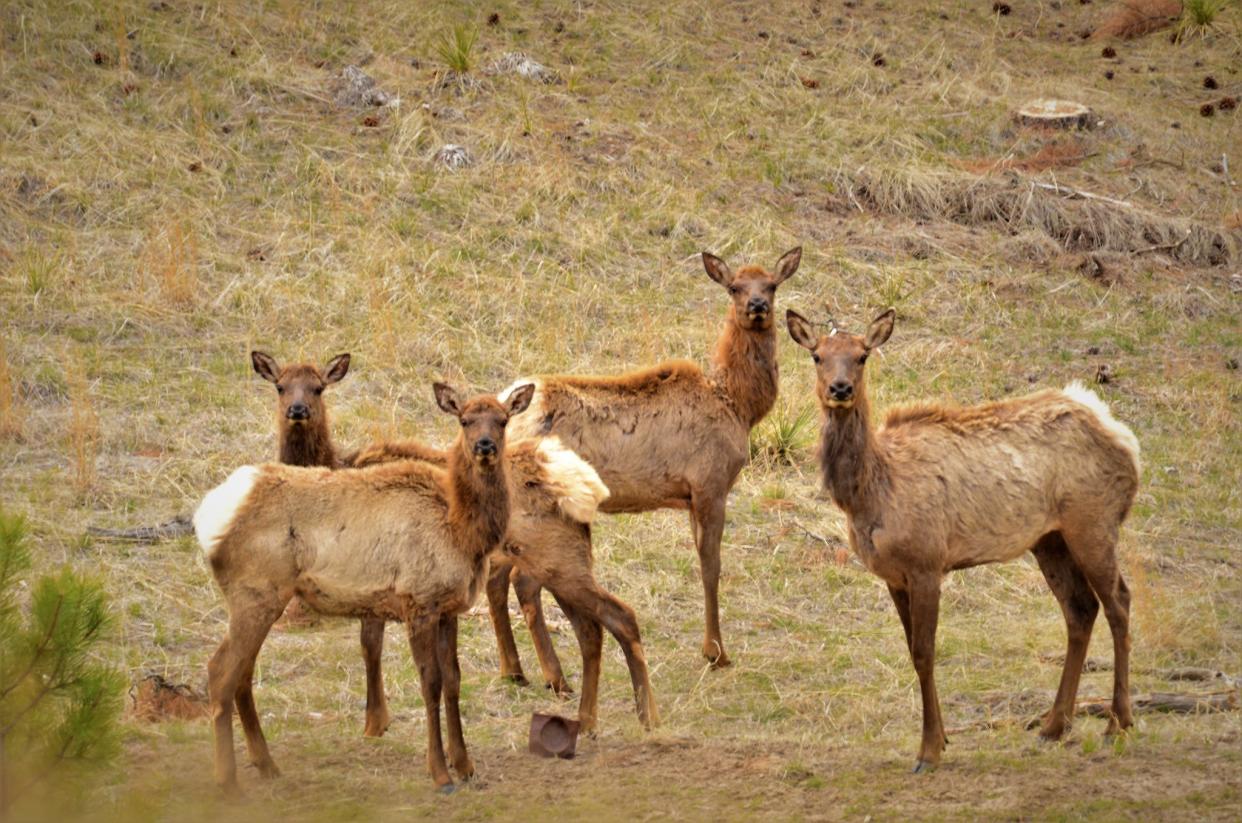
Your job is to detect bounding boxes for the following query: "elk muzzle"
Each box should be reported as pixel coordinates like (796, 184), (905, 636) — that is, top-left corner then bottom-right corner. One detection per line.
(286, 402), (311, 422)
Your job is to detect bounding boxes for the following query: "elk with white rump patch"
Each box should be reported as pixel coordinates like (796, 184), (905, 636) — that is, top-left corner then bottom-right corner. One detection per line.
(786, 307), (1140, 773)
(493, 247), (802, 670)
(194, 382), (533, 793)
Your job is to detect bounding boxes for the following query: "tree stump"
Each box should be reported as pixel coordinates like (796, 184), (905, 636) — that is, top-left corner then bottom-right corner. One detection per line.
(1014, 99), (1098, 130)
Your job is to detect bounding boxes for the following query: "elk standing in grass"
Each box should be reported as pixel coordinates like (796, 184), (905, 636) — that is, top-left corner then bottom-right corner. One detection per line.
(250, 350), (395, 736)
(786, 307), (1139, 772)
(195, 382), (533, 793)
(494, 247), (802, 670)
(352, 437), (659, 733)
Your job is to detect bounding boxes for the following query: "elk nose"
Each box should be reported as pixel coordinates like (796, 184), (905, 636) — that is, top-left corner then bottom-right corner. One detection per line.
(747, 297), (770, 315)
(287, 403), (310, 420)
(474, 437), (497, 457)
(829, 380), (853, 400)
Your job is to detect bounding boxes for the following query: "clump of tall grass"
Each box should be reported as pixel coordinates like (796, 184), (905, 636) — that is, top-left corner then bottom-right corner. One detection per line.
(144, 221), (198, 306)
(1175, 0), (1233, 40)
(66, 360), (99, 497)
(435, 25), (479, 74)
(0, 339), (23, 440)
(750, 402), (816, 464)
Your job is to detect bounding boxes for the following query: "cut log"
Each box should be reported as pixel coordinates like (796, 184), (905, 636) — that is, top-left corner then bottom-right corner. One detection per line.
(1014, 99), (1099, 131)
(1078, 691), (1239, 717)
(87, 514), (193, 543)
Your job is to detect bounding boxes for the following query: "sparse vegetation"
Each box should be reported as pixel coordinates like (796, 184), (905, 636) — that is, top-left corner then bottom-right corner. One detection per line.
(1, 0), (1239, 818)
(1176, 0), (1234, 40)
(434, 24), (479, 74)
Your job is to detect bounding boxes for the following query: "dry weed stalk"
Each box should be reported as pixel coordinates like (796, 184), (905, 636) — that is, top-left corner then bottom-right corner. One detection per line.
(66, 358), (99, 496)
(0, 339), (23, 440)
(145, 220), (198, 305)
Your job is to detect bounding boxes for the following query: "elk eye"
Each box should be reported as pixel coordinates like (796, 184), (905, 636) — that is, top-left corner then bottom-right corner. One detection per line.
(276, 386), (284, 394)
(859, 353), (868, 364)
(728, 286), (740, 295)
(314, 387), (323, 395)
(811, 354), (821, 364)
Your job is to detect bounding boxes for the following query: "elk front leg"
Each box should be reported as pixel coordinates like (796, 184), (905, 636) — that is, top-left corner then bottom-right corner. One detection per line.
(485, 560), (528, 685)
(691, 491), (730, 668)
(407, 617), (453, 792)
(435, 614), (473, 780)
(907, 575), (946, 773)
(360, 617), (391, 737)
(514, 571), (571, 695)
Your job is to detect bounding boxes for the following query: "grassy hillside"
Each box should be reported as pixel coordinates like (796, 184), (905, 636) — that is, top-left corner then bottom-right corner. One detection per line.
(2, 0), (1240, 819)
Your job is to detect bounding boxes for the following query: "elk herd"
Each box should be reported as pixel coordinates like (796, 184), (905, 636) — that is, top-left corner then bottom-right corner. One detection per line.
(193, 247), (1141, 793)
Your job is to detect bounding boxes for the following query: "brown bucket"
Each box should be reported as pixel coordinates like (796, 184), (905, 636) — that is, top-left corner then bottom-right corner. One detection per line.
(529, 713), (581, 759)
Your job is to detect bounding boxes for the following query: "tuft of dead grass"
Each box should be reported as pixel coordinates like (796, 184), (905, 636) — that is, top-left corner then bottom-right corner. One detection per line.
(831, 166), (1239, 266)
(0, 338), (22, 441)
(1092, 0), (1184, 40)
(65, 357), (99, 497)
(143, 220), (198, 306)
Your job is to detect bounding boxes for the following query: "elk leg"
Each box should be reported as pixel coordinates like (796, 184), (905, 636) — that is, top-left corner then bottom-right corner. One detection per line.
(208, 597), (286, 793)
(691, 492), (730, 668)
(907, 575), (945, 773)
(1031, 532), (1099, 741)
(435, 614), (474, 779)
(568, 583), (659, 729)
(360, 617), (391, 737)
(887, 584), (913, 655)
(1063, 522), (1133, 736)
(407, 617), (453, 792)
(550, 593), (603, 734)
(514, 571), (571, 695)
(236, 654), (279, 778)
(485, 560), (528, 685)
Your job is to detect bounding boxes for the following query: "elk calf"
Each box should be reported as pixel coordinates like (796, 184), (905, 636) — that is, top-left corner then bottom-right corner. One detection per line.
(195, 382), (533, 793)
(787, 307), (1140, 773)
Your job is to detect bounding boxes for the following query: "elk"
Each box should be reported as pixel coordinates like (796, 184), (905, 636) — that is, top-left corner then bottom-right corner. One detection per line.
(250, 350), (350, 468)
(194, 382), (534, 793)
(786, 307), (1140, 773)
(351, 437), (659, 733)
(493, 247), (802, 670)
(251, 349), (394, 736)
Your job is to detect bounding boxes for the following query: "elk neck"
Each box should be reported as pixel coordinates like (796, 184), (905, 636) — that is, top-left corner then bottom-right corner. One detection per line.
(711, 306), (780, 429)
(279, 415), (337, 468)
(445, 441), (510, 561)
(819, 390), (888, 518)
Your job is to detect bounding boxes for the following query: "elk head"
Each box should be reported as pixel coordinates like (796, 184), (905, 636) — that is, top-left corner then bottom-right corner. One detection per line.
(251, 351), (351, 426)
(434, 382), (535, 469)
(786, 308), (894, 411)
(701, 246), (801, 331)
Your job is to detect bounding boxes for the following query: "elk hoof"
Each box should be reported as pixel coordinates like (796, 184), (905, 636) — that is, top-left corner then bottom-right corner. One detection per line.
(254, 760), (282, 779)
(437, 781), (457, 795)
(911, 759), (937, 775)
(502, 672), (530, 687)
(547, 680), (575, 698)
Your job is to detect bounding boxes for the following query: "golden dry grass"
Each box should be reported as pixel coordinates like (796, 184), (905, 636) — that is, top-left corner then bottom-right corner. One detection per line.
(2, 0), (1240, 819)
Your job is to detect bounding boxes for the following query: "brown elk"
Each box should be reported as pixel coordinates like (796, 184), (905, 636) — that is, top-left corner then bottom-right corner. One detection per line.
(352, 437), (659, 734)
(250, 350), (350, 468)
(786, 307), (1140, 772)
(493, 247), (802, 670)
(251, 349), (397, 736)
(194, 382), (534, 793)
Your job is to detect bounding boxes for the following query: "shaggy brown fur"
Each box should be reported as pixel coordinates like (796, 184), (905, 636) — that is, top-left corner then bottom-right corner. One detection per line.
(788, 308), (1140, 773)
(195, 383), (532, 793)
(499, 248), (802, 668)
(350, 437), (659, 733)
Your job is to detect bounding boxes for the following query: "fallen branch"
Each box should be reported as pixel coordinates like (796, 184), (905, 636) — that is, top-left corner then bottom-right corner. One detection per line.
(947, 690), (1239, 735)
(1029, 180), (1134, 209)
(87, 515), (193, 543)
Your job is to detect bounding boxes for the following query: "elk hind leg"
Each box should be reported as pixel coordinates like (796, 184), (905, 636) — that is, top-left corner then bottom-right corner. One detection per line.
(360, 616), (391, 737)
(1031, 531), (1099, 741)
(514, 571), (571, 695)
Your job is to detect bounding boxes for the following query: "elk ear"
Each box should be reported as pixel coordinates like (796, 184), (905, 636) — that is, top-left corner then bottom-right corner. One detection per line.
(251, 351), (281, 383)
(786, 310), (818, 351)
(701, 252), (734, 287)
(433, 382), (462, 417)
(773, 246), (802, 284)
(322, 353), (351, 385)
(503, 383), (535, 416)
(865, 308), (896, 350)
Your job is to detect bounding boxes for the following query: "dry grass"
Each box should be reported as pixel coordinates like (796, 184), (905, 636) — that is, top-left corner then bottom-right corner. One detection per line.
(1, 0), (1240, 819)
(0, 337), (22, 440)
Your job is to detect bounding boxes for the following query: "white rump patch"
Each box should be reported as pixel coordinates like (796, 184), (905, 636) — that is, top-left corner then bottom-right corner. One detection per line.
(535, 437), (609, 524)
(193, 466), (259, 557)
(1062, 382), (1141, 474)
